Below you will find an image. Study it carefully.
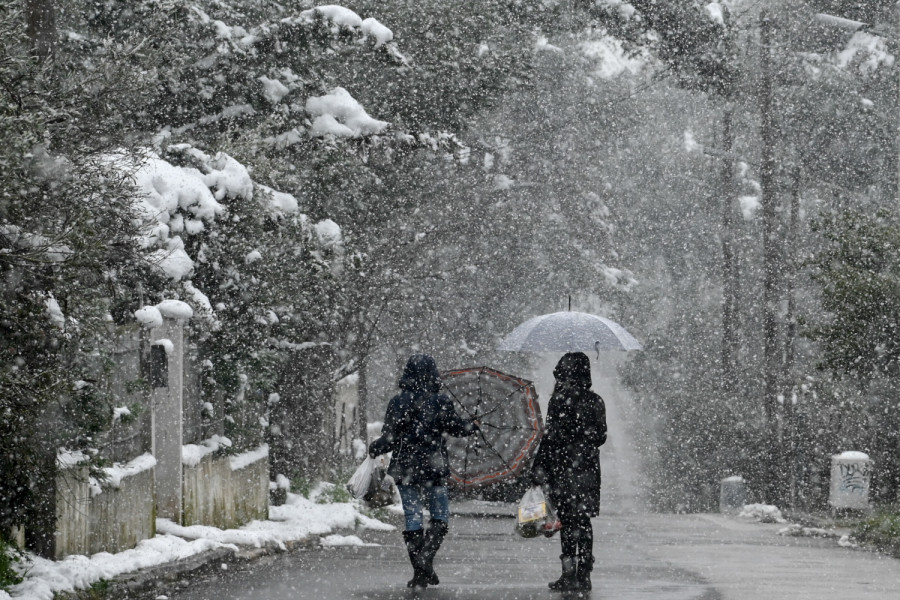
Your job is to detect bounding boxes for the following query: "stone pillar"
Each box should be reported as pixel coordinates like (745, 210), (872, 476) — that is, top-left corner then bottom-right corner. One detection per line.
(150, 314), (186, 522)
(829, 451), (873, 511)
(719, 476), (747, 515)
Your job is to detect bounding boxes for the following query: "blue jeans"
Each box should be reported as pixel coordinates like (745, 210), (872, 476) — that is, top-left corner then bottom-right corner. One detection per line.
(397, 484), (449, 531)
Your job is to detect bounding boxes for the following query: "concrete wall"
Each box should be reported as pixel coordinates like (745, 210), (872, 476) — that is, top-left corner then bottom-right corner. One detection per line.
(54, 463), (156, 559)
(182, 450), (269, 529)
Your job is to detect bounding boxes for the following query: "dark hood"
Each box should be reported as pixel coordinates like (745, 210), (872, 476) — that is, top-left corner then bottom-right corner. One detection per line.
(398, 354), (442, 393)
(552, 352), (592, 389)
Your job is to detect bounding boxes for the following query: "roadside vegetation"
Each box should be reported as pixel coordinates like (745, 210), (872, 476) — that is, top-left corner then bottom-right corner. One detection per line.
(853, 508), (900, 558)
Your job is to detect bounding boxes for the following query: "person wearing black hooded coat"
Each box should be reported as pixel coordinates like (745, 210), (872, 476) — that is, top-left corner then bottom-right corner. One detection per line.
(531, 352), (607, 592)
(368, 354), (478, 589)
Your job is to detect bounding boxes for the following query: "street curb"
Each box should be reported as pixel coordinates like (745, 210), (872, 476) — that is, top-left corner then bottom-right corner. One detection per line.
(53, 534), (333, 600)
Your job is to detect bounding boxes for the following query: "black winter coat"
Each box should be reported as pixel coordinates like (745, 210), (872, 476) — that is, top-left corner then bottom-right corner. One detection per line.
(368, 354), (477, 486)
(531, 352), (607, 518)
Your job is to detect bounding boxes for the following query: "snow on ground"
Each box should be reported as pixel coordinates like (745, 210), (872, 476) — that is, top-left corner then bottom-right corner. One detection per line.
(3, 536), (231, 600)
(738, 503), (787, 524)
(2, 492), (393, 600)
(321, 534), (379, 547)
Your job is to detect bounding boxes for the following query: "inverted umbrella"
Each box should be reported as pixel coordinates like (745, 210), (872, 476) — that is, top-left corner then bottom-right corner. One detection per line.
(441, 367), (542, 491)
(497, 311), (643, 353)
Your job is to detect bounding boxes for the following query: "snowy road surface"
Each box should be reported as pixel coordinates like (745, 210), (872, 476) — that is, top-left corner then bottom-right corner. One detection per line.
(167, 365), (900, 600)
(164, 505), (899, 600)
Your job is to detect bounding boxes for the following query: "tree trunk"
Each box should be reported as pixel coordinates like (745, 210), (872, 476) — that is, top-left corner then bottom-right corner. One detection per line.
(720, 104), (739, 395)
(25, 0), (56, 59)
(782, 166), (801, 509)
(759, 11), (782, 505)
(356, 353), (369, 442)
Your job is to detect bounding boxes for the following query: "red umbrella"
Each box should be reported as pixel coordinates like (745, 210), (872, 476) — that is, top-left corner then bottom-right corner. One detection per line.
(441, 367), (543, 491)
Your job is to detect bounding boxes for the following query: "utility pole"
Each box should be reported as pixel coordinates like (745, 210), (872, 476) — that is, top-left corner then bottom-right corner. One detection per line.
(758, 10), (781, 505)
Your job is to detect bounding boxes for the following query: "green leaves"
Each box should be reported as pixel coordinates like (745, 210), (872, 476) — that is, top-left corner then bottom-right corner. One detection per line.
(809, 211), (900, 379)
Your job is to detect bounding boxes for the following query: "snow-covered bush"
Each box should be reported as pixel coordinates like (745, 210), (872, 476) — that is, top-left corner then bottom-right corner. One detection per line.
(0, 5), (158, 548)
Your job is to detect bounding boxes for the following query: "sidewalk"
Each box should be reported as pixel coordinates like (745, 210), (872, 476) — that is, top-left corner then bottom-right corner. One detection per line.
(2, 485), (403, 600)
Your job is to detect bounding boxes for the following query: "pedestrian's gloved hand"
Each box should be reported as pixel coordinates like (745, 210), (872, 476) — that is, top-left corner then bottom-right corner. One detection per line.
(368, 437), (387, 458)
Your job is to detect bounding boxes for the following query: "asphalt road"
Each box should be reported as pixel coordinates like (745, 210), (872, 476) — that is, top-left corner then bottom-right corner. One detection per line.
(165, 367), (900, 600)
(162, 500), (900, 600)
(164, 505), (714, 600)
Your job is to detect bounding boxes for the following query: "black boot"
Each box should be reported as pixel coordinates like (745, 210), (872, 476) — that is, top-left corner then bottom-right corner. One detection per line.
(421, 519), (448, 585)
(402, 530), (428, 588)
(548, 555), (578, 591)
(576, 554), (594, 591)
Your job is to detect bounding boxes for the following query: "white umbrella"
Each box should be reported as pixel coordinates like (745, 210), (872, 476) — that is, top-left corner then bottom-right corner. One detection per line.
(497, 311), (643, 353)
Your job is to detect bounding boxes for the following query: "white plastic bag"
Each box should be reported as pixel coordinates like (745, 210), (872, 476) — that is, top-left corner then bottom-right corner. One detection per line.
(515, 485), (549, 538)
(542, 501), (561, 537)
(346, 457), (376, 500)
(346, 454), (395, 507)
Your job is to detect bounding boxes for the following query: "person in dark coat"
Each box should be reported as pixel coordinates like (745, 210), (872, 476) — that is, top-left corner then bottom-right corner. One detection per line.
(369, 354), (479, 589)
(531, 352), (607, 592)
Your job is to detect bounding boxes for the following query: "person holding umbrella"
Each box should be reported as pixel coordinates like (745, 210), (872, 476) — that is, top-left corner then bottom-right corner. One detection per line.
(368, 354), (479, 589)
(530, 352), (608, 592)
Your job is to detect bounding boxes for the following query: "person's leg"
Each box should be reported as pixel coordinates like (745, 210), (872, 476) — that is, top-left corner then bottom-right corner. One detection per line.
(397, 485), (429, 588)
(573, 513), (594, 590)
(549, 510), (578, 591)
(420, 484), (449, 585)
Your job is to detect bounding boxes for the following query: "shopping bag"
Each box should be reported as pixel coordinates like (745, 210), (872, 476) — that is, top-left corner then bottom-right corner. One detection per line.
(515, 485), (549, 538)
(346, 455), (396, 507)
(364, 464), (395, 508)
(346, 457), (376, 500)
(541, 500), (562, 537)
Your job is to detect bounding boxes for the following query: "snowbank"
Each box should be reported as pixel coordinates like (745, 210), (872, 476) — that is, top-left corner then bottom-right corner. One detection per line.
(158, 492), (393, 550)
(4, 489), (393, 600)
(738, 503), (786, 524)
(4, 535), (232, 600)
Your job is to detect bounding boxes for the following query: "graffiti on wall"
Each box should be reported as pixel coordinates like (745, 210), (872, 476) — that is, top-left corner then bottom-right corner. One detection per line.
(838, 462), (871, 496)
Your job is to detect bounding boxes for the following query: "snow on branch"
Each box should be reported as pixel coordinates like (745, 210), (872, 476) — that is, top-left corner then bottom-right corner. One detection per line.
(306, 87), (389, 138)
